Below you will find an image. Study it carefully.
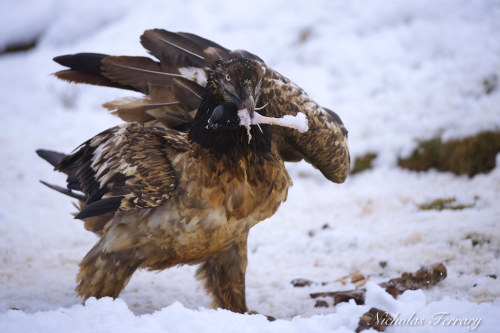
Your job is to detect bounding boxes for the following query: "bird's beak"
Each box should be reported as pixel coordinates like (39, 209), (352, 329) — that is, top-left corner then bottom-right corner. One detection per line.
(225, 84), (256, 118)
(242, 84), (255, 118)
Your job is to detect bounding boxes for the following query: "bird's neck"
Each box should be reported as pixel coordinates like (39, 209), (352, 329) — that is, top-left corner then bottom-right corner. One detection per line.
(188, 92), (272, 162)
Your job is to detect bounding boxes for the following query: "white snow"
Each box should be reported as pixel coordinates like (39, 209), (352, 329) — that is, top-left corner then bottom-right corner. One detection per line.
(1, 0), (499, 332)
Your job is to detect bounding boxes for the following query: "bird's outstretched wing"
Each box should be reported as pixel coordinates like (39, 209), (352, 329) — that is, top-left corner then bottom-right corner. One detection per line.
(38, 123), (188, 220)
(53, 29), (350, 183)
(260, 70), (350, 183)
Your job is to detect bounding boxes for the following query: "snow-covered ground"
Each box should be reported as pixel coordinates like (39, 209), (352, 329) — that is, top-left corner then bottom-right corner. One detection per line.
(1, 0), (499, 332)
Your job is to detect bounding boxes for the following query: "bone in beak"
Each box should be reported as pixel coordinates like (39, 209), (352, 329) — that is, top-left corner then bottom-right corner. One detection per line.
(237, 109), (309, 143)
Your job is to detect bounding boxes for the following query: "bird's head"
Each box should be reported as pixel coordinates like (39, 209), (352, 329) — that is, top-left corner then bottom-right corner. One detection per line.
(206, 57), (265, 130)
(190, 56), (307, 155)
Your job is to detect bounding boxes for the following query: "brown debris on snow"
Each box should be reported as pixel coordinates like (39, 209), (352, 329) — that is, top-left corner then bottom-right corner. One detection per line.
(380, 262), (447, 298)
(308, 263), (447, 332)
(310, 262), (447, 305)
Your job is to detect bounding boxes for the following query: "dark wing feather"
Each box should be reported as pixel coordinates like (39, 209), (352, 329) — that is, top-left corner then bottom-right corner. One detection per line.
(101, 56), (186, 94)
(54, 53), (107, 75)
(102, 79), (200, 128)
(54, 123), (187, 219)
(51, 30), (212, 127)
(170, 78), (204, 109)
(39, 180), (86, 201)
(141, 29), (207, 69)
(141, 29), (229, 69)
(105, 100), (182, 124)
(53, 53), (137, 91)
(178, 31), (229, 54)
(76, 198), (123, 219)
(54, 69), (134, 90)
(36, 149), (67, 167)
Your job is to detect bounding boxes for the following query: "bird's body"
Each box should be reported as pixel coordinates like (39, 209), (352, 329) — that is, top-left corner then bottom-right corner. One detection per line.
(38, 29), (350, 314)
(59, 122), (289, 312)
(73, 123), (289, 256)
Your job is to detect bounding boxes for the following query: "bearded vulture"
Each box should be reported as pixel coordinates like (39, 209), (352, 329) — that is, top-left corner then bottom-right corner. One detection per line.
(37, 29), (350, 314)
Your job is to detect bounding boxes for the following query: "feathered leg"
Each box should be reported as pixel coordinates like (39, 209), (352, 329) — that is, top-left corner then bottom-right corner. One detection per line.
(196, 233), (249, 313)
(76, 240), (144, 299)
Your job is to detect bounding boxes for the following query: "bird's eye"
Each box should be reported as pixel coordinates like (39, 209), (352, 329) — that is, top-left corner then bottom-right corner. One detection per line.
(225, 74), (232, 82)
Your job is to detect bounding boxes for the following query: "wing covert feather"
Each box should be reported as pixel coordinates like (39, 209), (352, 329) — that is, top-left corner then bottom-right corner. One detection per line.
(57, 123), (188, 219)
